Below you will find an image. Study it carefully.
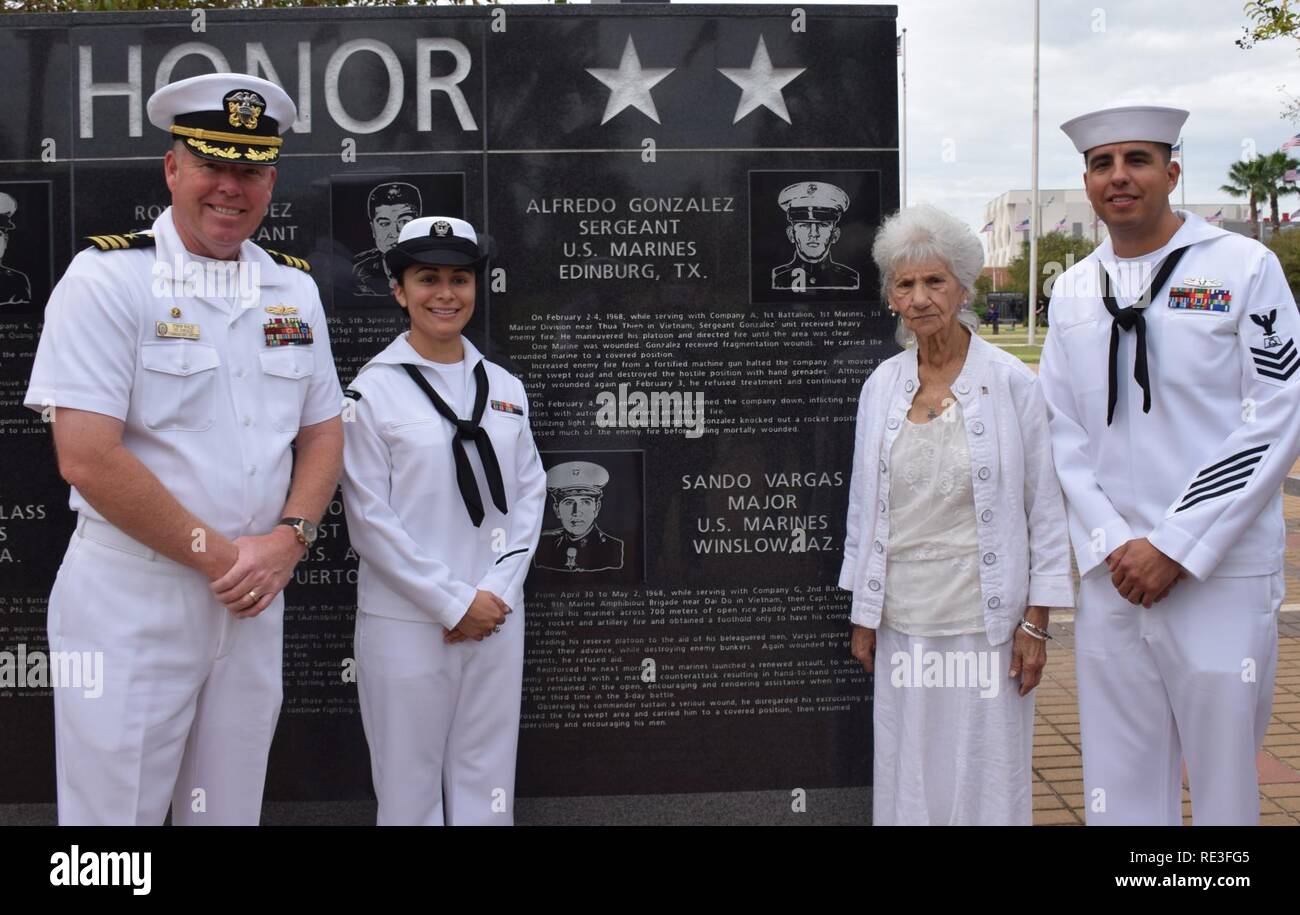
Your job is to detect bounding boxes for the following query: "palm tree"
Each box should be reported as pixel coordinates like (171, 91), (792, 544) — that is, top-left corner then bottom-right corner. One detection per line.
(1259, 150), (1299, 232)
(1221, 157), (1271, 238)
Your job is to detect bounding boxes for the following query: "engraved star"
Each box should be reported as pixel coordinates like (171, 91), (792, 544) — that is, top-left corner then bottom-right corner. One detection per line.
(718, 34), (805, 125)
(586, 35), (675, 125)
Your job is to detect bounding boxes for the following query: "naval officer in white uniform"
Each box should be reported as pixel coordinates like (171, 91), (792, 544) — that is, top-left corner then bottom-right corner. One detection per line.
(1039, 105), (1300, 825)
(341, 217), (547, 826)
(24, 74), (344, 825)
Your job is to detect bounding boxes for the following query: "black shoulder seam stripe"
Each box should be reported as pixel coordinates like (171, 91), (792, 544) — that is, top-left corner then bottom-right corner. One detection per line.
(1193, 444), (1268, 480)
(493, 547), (529, 566)
(343, 389), (362, 401)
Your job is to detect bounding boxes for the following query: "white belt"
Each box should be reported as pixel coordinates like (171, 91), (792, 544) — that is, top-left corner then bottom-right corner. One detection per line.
(75, 515), (160, 561)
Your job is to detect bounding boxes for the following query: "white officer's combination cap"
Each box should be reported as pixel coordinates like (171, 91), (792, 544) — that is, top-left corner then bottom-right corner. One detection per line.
(385, 216), (490, 276)
(1059, 105), (1188, 155)
(547, 461), (609, 497)
(147, 72), (296, 166)
(779, 181), (850, 222)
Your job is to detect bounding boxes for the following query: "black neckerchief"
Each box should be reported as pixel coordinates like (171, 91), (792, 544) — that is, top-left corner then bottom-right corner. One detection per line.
(401, 361), (508, 527)
(1099, 244), (1189, 425)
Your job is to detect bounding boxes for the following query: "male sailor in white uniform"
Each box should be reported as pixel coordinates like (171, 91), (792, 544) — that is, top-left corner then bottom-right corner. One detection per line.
(24, 73), (343, 825)
(1039, 105), (1300, 825)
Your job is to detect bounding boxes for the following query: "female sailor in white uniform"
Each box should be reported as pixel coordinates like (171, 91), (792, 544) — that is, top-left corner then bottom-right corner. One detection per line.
(342, 216), (547, 825)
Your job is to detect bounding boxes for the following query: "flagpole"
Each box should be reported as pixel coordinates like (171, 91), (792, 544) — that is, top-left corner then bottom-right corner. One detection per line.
(900, 28), (908, 209)
(1027, 0), (1039, 348)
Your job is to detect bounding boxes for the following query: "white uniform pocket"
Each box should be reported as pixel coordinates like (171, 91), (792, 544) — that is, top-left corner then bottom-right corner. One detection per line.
(258, 347), (315, 433)
(1058, 319), (1108, 395)
(139, 341), (222, 431)
(1158, 311), (1237, 390)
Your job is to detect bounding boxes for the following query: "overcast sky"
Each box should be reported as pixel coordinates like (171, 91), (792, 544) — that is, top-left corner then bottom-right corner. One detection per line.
(589, 0), (1300, 235)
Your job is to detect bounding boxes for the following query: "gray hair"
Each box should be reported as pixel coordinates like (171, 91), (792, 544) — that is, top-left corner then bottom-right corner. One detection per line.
(872, 204), (984, 347)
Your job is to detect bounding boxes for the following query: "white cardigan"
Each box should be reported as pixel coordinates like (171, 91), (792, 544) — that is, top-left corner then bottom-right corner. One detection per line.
(838, 332), (1075, 644)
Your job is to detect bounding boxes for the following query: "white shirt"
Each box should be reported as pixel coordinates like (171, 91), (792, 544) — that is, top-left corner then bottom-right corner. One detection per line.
(426, 357), (466, 414)
(839, 332), (1075, 644)
(884, 402), (985, 637)
(341, 334), (547, 629)
(1039, 211), (1300, 580)
(24, 207), (342, 539)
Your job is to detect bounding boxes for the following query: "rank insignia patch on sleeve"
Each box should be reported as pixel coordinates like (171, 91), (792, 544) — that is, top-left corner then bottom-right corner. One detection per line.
(1248, 308), (1297, 382)
(1166, 286), (1231, 312)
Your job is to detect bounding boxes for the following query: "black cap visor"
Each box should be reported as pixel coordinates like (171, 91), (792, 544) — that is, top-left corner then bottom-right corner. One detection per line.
(385, 235), (488, 277)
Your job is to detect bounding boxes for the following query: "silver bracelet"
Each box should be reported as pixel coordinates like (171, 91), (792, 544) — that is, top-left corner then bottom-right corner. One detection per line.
(1019, 618), (1052, 641)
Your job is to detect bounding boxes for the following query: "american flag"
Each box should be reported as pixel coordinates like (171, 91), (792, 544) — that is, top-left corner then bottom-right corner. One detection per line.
(1171, 138), (1182, 156)
(1207, 209), (1224, 223)
(1282, 133), (1300, 151)
(1054, 215), (1068, 232)
(896, 35), (902, 57)
(1014, 218), (1030, 231)
(980, 220), (993, 233)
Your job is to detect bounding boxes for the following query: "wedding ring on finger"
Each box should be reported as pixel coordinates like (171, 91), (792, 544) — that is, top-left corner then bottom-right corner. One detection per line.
(493, 625), (503, 634)
(248, 589), (259, 602)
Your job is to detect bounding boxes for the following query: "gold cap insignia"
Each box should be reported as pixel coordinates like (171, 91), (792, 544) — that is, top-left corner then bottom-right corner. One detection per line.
(225, 90), (266, 131)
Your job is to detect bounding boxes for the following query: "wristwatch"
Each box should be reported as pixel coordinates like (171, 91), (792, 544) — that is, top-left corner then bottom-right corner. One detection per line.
(278, 517), (319, 547)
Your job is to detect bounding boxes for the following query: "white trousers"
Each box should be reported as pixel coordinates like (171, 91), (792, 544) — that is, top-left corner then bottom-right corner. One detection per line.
(48, 518), (283, 825)
(1076, 570), (1281, 825)
(355, 609), (524, 826)
(872, 625), (1034, 825)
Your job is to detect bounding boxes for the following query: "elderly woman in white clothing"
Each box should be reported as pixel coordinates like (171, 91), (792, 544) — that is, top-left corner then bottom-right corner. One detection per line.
(840, 205), (1074, 825)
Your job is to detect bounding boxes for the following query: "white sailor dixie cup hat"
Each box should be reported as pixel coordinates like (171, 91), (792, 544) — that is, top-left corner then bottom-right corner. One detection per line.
(147, 73), (296, 165)
(385, 216), (491, 276)
(1060, 104), (1188, 155)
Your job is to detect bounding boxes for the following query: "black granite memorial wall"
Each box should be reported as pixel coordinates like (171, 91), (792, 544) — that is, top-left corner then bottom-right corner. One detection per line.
(0, 4), (898, 823)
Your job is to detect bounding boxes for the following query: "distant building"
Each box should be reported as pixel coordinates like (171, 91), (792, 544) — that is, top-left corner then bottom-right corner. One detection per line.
(980, 188), (1259, 269)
